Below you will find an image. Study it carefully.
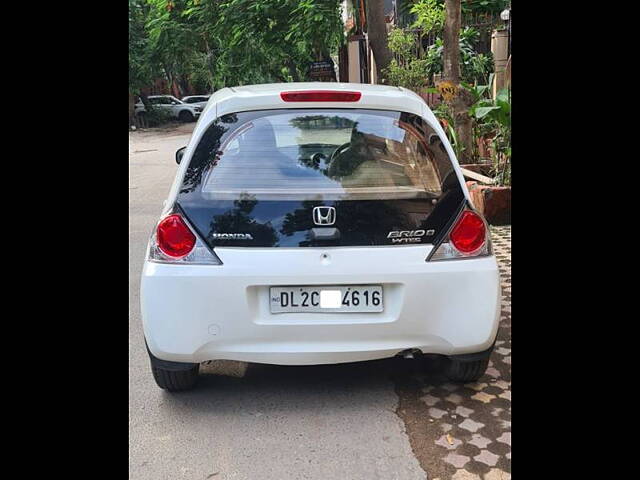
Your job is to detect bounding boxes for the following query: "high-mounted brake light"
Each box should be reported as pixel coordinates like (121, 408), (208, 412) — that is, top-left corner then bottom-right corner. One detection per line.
(428, 208), (490, 261)
(156, 214), (196, 258)
(280, 90), (362, 102)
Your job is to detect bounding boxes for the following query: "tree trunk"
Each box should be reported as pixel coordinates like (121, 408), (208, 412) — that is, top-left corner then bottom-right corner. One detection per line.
(129, 92), (136, 127)
(443, 0), (474, 164)
(365, 0), (392, 83)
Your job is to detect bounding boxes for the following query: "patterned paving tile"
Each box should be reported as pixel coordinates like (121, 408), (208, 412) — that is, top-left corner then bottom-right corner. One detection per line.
(459, 419), (485, 433)
(483, 468), (511, 480)
(471, 392), (496, 404)
(404, 226), (511, 480)
(468, 434), (492, 449)
(444, 453), (471, 469)
(429, 407), (448, 419)
(474, 450), (500, 467)
(421, 394), (442, 406)
(451, 470), (481, 480)
(496, 432), (511, 446)
(455, 406), (475, 418)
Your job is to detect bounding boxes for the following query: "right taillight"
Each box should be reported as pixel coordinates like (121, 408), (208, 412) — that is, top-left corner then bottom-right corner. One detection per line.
(450, 210), (486, 254)
(428, 209), (491, 261)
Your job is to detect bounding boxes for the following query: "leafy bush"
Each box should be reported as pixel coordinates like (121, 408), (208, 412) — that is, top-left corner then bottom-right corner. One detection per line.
(424, 28), (494, 85)
(410, 0), (445, 33)
(466, 79), (511, 185)
(137, 107), (174, 127)
(383, 28), (431, 90)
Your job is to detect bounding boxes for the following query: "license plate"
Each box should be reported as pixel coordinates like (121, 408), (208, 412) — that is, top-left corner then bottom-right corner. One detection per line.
(270, 285), (383, 313)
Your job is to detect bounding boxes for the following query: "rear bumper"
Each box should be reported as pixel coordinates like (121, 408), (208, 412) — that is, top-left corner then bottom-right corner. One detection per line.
(140, 246), (501, 365)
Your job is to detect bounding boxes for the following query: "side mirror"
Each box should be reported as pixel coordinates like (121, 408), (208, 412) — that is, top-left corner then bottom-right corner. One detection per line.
(171, 101), (178, 105)
(176, 146), (187, 164)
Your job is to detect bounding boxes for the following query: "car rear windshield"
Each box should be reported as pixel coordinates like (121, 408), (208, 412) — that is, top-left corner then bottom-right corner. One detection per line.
(177, 109), (464, 248)
(180, 109), (458, 201)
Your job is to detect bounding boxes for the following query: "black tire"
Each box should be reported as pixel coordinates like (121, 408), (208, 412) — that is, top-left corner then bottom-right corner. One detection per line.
(446, 357), (489, 383)
(151, 364), (199, 392)
(178, 110), (194, 122)
(146, 342), (199, 392)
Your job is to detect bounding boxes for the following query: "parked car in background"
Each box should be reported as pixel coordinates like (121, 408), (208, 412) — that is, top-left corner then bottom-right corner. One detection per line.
(181, 95), (211, 109)
(135, 95), (202, 122)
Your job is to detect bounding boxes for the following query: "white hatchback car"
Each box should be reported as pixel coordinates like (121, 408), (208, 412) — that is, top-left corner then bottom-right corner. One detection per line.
(140, 83), (501, 391)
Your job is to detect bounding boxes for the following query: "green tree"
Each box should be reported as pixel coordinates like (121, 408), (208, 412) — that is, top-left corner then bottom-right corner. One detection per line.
(129, 0), (154, 122)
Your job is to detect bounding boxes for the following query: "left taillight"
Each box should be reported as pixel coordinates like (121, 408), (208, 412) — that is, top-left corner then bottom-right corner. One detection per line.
(157, 214), (195, 258)
(148, 213), (222, 265)
(428, 208), (491, 262)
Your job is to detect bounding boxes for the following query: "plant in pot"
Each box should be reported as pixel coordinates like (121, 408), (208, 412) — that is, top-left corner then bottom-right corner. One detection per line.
(465, 84), (511, 225)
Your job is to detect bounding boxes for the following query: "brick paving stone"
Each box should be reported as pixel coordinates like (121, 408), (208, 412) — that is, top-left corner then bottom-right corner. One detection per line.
(471, 391), (496, 404)
(455, 406), (474, 418)
(483, 468), (511, 480)
(496, 432), (511, 446)
(474, 449), (500, 467)
(468, 434), (492, 449)
(451, 470), (481, 480)
(444, 453), (471, 469)
(429, 407), (448, 419)
(492, 380), (510, 390)
(467, 382), (488, 392)
(459, 419), (485, 433)
(421, 394), (442, 406)
(445, 393), (464, 404)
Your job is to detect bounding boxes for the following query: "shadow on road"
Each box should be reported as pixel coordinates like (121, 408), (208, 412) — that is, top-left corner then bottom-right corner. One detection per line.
(157, 356), (449, 415)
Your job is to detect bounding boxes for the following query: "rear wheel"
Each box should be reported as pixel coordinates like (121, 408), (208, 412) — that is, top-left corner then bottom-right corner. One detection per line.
(444, 342), (494, 383)
(446, 357), (489, 383)
(178, 110), (194, 122)
(146, 342), (199, 392)
(151, 364), (199, 391)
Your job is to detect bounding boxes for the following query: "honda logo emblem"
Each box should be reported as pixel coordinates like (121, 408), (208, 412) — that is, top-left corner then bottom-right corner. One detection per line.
(313, 206), (336, 226)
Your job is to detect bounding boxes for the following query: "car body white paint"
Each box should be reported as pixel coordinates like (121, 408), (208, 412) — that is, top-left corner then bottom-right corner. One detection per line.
(141, 82), (500, 366)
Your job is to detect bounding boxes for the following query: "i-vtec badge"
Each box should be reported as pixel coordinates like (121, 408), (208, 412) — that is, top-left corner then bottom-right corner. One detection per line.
(212, 233), (254, 240)
(387, 229), (435, 244)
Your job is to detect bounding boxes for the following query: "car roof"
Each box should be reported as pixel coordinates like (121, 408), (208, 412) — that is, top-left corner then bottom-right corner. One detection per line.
(196, 82), (437, 135)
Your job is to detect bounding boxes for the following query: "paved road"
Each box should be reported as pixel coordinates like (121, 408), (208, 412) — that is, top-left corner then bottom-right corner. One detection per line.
(128, 123), (426, 480)
(129, 123), (511, 480)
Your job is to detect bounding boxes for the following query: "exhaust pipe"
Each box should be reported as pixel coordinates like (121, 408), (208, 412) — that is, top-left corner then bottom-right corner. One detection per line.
(397, 348), (422, 359)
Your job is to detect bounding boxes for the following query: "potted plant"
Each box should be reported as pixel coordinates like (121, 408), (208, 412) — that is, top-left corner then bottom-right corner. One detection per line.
(465, 82), (511, 225)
